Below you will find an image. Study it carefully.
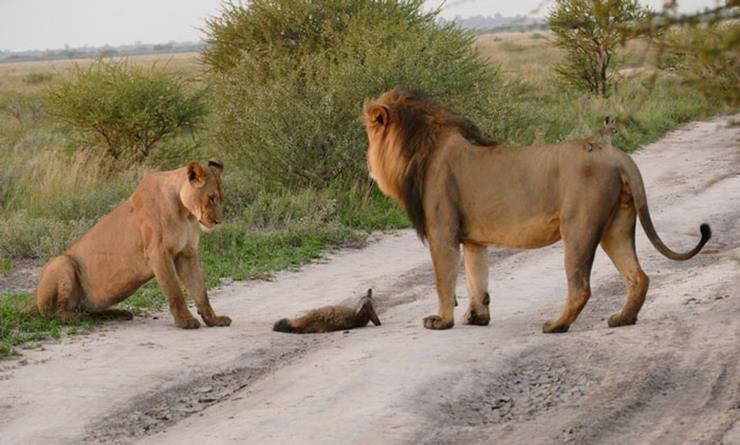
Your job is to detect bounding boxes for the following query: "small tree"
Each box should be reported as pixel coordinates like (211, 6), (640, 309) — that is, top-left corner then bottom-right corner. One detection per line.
(548, 0), (646, 96)
(46, 59), (207, 168)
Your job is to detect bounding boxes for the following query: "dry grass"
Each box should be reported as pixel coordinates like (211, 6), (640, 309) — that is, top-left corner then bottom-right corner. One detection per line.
(475, 32), (564, 84)
(475, 32), (657, 86)
(0, 52), (204, 93)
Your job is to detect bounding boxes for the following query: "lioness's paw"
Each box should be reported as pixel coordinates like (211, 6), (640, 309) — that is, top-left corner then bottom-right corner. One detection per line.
(607, 313), (637, 328)
(542, 320), (569, 334)
(423, 315), (454, 330)
(205, 315), (232, 327)
(463, 309), (490, 326)
(176, 317), (201, 329)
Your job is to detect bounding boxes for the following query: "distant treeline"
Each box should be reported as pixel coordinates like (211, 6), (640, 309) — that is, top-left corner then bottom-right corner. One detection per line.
(0, 41), (205, 64)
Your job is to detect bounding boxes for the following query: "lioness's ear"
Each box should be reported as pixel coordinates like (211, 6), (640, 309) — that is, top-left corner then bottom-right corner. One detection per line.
(187, 161), (206, 186)
(367, 105), (389, 128)
(603, 116), (611, 126)
(208, 157), (224, 174)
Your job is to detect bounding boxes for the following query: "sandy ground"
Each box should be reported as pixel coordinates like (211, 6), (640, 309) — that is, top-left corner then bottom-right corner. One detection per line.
(1, 116), (738, 445)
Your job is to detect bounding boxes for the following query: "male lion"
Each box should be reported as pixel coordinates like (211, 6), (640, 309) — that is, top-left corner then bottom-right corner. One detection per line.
(35, 158), (231, 329)
(362, 89), (710, 333)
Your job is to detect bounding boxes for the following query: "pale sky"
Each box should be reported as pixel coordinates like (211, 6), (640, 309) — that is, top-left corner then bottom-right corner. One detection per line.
(0, 0), (724, 52)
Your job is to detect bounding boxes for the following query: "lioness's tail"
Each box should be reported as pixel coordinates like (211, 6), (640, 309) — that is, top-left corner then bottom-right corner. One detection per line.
(621, 155), (711, 260)
(273, 318), (297, 333)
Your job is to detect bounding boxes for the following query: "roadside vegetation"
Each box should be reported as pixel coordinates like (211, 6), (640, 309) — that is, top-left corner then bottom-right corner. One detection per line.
(1, 0), (737, 357)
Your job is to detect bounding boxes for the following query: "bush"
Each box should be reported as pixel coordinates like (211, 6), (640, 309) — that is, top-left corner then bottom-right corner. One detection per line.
(45, 59), (208, 168)
(204, 0), (520, 189)
(548, 0), (646, 96)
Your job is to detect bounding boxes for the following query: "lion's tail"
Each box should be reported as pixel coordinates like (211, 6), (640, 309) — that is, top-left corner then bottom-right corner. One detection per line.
(620, 154), (711, 261)
(273, 318), (298, 333)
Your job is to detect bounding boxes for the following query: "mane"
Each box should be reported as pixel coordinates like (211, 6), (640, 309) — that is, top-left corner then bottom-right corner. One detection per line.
(371, 89), (497, 241)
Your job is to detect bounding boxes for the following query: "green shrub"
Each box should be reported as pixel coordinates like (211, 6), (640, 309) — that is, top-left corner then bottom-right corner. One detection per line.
(204, 0), (521, 189)
(45, 59), (208, 169)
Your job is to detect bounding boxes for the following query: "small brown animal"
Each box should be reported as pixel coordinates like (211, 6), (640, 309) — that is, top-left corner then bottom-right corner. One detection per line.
(596, 116), (616, 145)
(273, 289), (381, 333)
(34, 158), (231, 329)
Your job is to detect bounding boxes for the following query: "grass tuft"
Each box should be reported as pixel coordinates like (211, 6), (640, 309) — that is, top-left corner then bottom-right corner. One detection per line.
(0, 293), (96, 359)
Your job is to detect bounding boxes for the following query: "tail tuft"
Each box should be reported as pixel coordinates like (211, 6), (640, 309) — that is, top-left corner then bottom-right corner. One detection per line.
(700, 223), (712, 243)
(273, 318), (295, 333)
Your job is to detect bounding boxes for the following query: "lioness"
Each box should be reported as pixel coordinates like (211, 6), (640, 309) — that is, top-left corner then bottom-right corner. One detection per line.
(273, 289), (381, 334)
(35, 158), (231, 329)
(363, 89), (710, 333)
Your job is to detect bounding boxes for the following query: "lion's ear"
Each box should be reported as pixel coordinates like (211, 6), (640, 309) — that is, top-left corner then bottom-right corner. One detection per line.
(367, 105), (390, 128)
(208, 157), (224, 174)
(187, 161), (206, 187)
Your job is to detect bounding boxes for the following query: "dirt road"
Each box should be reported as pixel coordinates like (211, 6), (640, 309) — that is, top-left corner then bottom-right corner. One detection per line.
(1, 116), (738, 445)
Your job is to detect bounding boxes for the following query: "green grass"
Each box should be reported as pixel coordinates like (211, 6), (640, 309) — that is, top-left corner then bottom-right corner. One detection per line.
(0, 293), (96, 358)
(0, 257), (11, 275)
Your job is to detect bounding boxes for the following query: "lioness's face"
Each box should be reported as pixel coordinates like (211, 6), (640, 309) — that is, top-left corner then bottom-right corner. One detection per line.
(181, 158), (225, 232)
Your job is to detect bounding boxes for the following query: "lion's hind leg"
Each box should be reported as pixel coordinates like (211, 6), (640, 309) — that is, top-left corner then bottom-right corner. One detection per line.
(462, 243), (491, 326)
(542, 238), (598, 334)
(35, 255), (84, 318)
(543, 217), (608, 334)
(600, 204), (649, 328)
(543, 174), (623, 334)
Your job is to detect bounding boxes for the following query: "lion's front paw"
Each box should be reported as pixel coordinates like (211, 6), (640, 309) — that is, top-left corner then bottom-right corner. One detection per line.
(542, 320), (569, 334)
(463, 308), (490, 326)
(423, 315), (454, 330)
(175, 316), (201, 329)
(607, 313), (636, 328)
(205, 315), (232, 327)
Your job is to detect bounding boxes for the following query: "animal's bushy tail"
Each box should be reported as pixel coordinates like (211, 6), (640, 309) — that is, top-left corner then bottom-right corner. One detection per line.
(273, 318), (297, 333)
